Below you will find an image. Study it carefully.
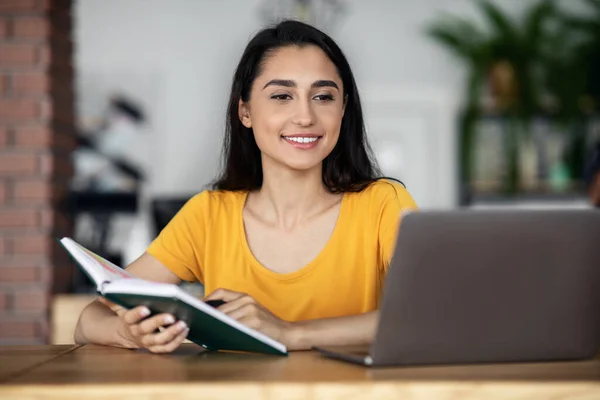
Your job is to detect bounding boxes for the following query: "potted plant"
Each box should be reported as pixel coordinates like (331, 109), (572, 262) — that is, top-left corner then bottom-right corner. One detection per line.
(549, 0), (600, 182)
(426, 0), (557, 196)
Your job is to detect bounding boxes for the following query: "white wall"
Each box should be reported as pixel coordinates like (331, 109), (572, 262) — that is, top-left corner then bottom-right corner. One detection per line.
(74, 0), (538, 208)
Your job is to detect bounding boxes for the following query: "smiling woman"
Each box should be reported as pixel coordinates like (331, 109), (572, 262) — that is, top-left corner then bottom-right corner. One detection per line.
(236, 45), (344, 174)
(74, 20), (418, 354)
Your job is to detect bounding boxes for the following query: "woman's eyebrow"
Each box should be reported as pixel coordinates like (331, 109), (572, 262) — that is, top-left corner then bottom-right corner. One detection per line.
(262, 79), (339, 90)
(263, 79), (295, 89)
(311, 80), (339, 90)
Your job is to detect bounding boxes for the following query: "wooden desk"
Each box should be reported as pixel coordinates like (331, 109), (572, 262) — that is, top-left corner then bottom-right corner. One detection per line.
(1, 344), (599, 399)
(0, 345), (79, 383)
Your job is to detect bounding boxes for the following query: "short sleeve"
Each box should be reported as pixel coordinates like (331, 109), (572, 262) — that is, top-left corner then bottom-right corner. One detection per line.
(146, 191), (210, 283)
(376, 181), (418, 271)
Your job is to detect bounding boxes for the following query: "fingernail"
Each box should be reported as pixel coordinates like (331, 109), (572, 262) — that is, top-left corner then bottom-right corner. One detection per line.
(140, 308), (150, 317)
(164, 315), (175, 324)
(178, 321), (187, 329)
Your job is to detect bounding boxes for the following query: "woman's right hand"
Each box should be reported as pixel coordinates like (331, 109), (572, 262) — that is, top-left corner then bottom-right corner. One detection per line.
(98, 297), (189, 353)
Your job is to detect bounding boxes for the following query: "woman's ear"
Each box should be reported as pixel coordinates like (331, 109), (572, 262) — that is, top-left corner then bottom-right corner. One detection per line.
(239, 100), (252, 128)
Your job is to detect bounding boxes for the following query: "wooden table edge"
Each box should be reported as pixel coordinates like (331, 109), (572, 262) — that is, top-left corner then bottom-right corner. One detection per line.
(1, 381), (600, 400)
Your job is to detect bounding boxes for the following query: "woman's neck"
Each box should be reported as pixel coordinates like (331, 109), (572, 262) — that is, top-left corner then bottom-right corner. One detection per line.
(248, 160), (340, 231)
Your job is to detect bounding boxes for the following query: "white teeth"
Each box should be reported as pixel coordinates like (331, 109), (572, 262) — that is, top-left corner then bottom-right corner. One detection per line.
(285, 137), (319, 143)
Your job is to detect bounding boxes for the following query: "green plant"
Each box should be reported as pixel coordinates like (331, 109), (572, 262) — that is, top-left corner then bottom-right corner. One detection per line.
(426, 0), (558, 194)
(540, 0), (600, 182)
(551, 0), (600, 112)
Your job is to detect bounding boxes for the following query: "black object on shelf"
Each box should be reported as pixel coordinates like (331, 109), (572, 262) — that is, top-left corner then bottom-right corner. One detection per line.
(151, 197), (191, 237)
(66, 190), (139, 292)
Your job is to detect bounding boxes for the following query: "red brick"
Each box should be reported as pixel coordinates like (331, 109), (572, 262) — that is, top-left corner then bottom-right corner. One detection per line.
(0, 18), (8, 39)
(0, 0), (39, 12)
(13, 179), (51, 201)
(13, 17), (49, 39)
(0, 320), (37, 339)
(0, 180), (6, 203)
(0, 210), (38, 227)
(43, 0), (71, 11)
(47, 99), (74, 125)
(13, 72), (49, 94)
(52, 265), (74, 293)
(13, 126), (51, 148)
(0, 127), (8, 146)
(0, 267), (39, 283)
(0, 293), (7, 309)
(39, 208), (70, 230)
(39, 42), (72, 69)
(14, 289), (47, 312)
(0, 74), (7, 94)
(52, 131), (76, 151)
(0, 154), (37, 175)
(39, 98), (52, 120)
(0, 99), (39, 121)
(13, 234), (51, 254)
(38, 152), (73, 176)
(0, 43), (38, 65)
(49, 14), (72, 37)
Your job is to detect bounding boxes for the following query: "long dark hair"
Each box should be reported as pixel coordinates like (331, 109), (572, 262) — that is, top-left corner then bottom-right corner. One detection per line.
(212, 19), (397, 193)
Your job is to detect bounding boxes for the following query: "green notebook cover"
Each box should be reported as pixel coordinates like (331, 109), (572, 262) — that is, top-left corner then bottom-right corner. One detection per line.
(104, 292), (286, 355)
(58, 237), (288, 356)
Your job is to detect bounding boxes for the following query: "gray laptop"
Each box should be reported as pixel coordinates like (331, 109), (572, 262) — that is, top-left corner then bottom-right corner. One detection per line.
(314, 210), (600, 367)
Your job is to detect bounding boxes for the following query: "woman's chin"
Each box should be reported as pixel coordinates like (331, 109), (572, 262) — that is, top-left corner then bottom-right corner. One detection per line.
(278, 157), (324, 173)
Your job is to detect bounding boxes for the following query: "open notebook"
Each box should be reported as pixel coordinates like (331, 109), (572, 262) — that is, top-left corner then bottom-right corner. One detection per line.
(60, 237), (287, 356)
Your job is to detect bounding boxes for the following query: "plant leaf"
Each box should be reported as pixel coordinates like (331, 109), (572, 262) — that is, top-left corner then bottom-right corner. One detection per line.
(426, 24), (477, 60)
(583, 0), (600, 14)
(477, 0), (519, 41)
(524, 0), (556, 47)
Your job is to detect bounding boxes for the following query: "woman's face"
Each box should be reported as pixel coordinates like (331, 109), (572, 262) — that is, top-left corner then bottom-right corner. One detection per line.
(239, 45), (345, 172)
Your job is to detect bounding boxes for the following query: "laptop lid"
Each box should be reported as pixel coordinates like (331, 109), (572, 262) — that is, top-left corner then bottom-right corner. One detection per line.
(370, 209), (600, 366)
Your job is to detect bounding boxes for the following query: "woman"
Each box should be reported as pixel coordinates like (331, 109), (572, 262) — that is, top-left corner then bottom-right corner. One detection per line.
(75, 20), (417, 353)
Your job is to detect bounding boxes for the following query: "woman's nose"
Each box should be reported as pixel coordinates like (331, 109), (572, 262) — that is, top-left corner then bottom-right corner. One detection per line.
(291, 98), (316, 127)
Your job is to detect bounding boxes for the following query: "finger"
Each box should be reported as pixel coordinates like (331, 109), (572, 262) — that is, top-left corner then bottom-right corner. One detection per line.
(204, 288), (246, 302)
(98, 297), (127, 315)
(219, 296), (257, 315)
(122, 306), (151, 325)
(142, 320), (188, 348)
(237, 315), (261, 331)
(97, 297), (115, 308)
(225, 303), (259, 321)
(148, 326), (190, 354)
(137, 313), (176, 335)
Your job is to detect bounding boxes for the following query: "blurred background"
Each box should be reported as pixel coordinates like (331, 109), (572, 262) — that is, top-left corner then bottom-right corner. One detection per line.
(0, 0), (599, 345)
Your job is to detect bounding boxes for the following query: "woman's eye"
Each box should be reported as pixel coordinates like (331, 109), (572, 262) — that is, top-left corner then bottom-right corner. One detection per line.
(271, 94), (292, 100)
(314, 94), (334, 101)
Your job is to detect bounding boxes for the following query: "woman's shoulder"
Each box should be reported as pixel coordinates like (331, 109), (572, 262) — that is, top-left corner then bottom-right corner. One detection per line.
(189, 189), (246, 204)
(349, 179), (417, 209)
(180, 189), (247, 217)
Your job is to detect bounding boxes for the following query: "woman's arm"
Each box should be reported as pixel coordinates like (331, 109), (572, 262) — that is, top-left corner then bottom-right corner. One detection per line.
(74, 252), (184, 349)
(205, 288), (378, 350)
(288, 311), (378, 350)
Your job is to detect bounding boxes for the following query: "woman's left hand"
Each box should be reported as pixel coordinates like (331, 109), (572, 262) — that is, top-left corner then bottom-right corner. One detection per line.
(204, 288), (295, 347)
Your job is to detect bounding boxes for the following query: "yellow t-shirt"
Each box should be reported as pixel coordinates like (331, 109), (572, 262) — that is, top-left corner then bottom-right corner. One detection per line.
(147, 180), (417, 322)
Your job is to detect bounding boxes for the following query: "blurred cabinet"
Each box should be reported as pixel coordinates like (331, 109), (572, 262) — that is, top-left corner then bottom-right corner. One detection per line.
(458, 114), (598, 208)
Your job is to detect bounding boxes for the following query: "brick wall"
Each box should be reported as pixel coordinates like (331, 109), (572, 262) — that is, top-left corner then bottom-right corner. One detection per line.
(0, 0), (75, 345)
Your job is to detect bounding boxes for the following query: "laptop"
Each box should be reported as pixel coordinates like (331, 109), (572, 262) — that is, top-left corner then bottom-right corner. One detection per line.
(314, 209), (600, 367)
